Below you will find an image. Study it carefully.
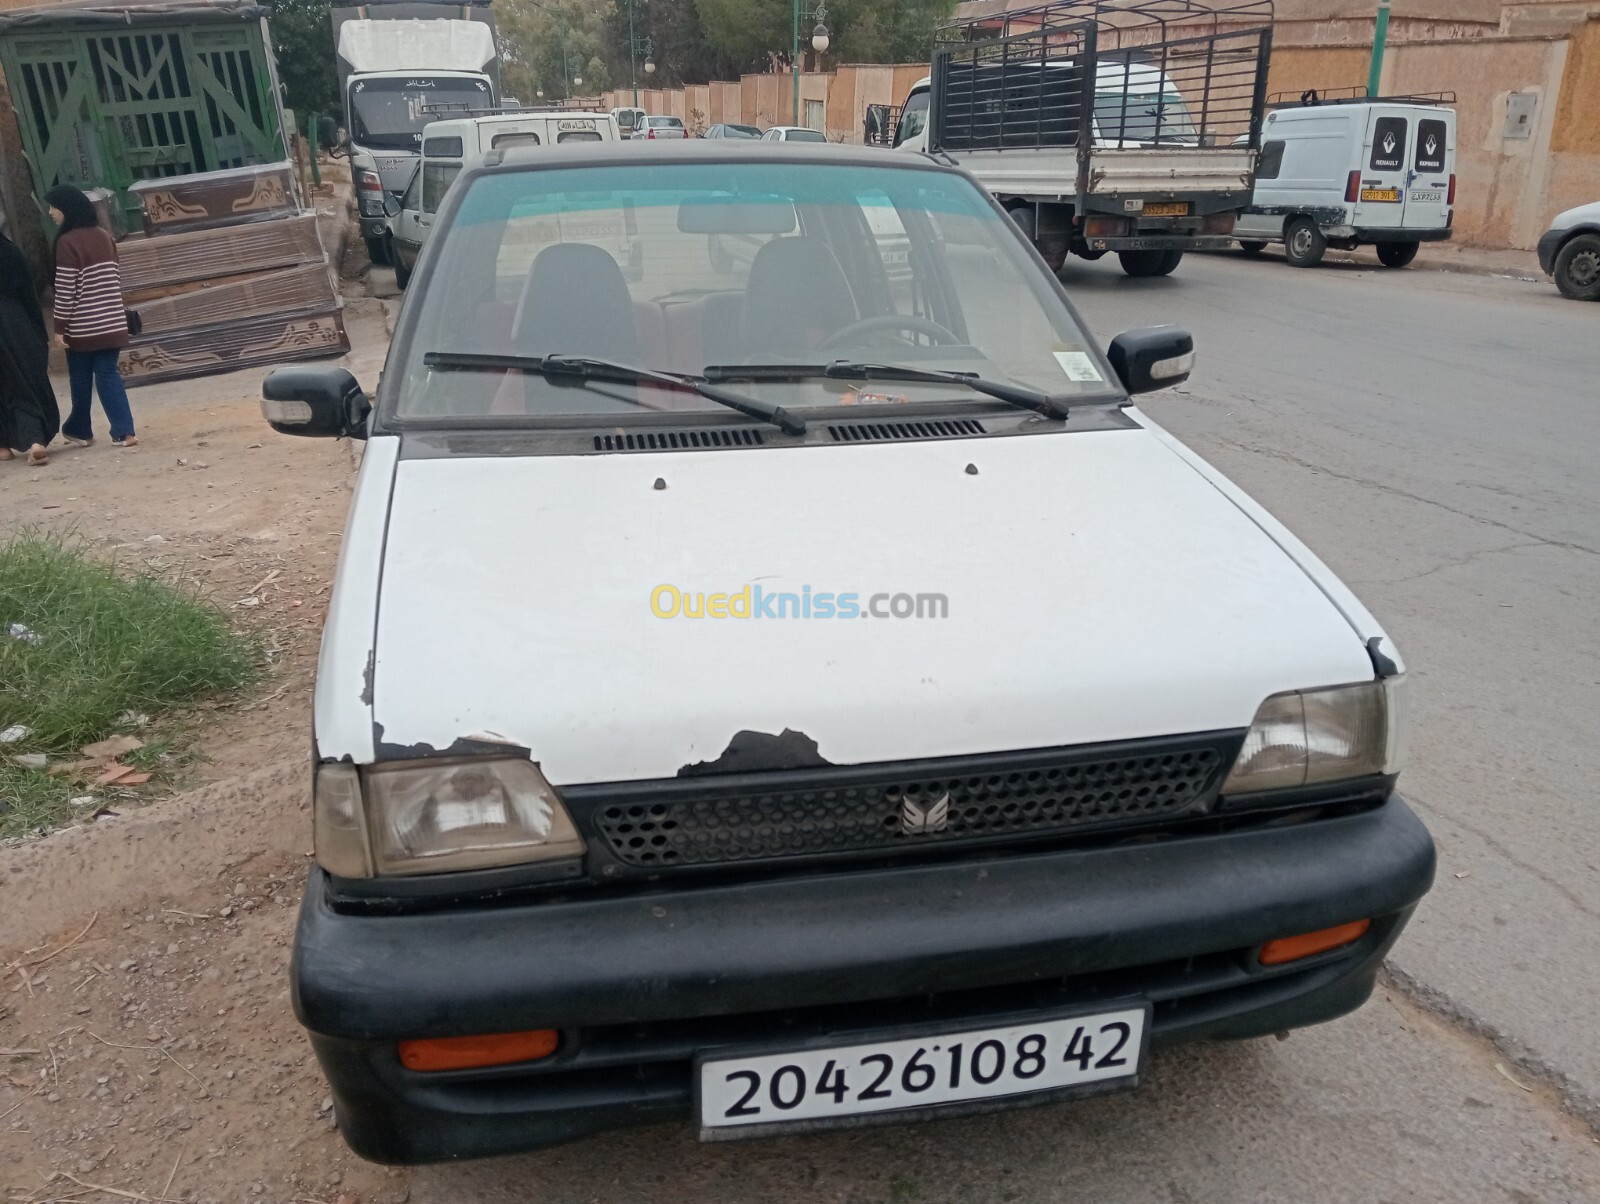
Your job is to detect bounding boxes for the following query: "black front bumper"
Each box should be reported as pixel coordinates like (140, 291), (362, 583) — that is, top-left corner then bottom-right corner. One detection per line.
(293, 796), (1434, 1163)
(1537, 229), (1565, 276)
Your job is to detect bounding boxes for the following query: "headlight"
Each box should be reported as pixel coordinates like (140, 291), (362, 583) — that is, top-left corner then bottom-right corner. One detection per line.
(1222, 679), (1405, 796)
(313, 757), (585, 878)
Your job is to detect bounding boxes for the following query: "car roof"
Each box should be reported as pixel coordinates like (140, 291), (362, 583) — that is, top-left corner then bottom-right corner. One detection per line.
(485, 139), (952, 174)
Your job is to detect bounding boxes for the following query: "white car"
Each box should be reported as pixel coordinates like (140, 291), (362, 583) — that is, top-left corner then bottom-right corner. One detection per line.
(263, 141), (1433, 1166)
(761, 124), (827, 143)
(1537, 201), (1600, 301)
(629, 115), (686, 140)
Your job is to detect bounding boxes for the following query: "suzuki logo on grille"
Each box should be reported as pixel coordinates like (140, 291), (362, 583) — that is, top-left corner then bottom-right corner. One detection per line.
(899, 791), (951, 836)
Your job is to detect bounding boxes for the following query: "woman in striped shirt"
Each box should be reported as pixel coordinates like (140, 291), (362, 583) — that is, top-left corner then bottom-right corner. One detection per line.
(46, 185), (137, 448)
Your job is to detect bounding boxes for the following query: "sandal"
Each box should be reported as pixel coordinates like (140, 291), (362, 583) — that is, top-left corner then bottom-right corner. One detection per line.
(26, 445), (48, 466)
(112, 435), (138, 448)
(62, 435), (94, 448)
(0, 448), (14, 461)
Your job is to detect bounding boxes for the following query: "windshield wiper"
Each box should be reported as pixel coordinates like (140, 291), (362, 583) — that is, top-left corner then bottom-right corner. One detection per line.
(702, 360), (1072, 422)
(423, 352), (808, 435)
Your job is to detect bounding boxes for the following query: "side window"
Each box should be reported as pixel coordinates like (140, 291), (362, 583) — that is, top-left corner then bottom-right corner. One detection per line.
(422, 135), (463, 157)
(1256, 139), (1285, 180)
(422, 161), (462, 214)
(401, 167), (421, 212)
(492, 131), (541, 149)
(1369, 116), (1407, 172)
(558, 130), (602, 143)
(1415, 118), (1447, 174)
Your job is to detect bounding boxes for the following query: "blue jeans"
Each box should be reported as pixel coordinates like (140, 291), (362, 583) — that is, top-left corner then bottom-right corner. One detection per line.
(64, 349), (135, 442)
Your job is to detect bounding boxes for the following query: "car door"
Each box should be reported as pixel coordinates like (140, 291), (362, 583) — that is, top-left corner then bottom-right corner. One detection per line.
(1402, 111), (1453, 232)
(391, 166), (424, 268)
(1356, 107), (1409, 231)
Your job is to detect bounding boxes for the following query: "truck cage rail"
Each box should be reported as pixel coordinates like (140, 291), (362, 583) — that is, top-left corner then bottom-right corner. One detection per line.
(929, 0), (1273, 157)
(1267, 87), (1457, 109)
(863, 103), (901, 147)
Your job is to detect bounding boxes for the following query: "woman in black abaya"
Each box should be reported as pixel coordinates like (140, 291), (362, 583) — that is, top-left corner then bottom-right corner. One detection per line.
(0, 226), (60, 465)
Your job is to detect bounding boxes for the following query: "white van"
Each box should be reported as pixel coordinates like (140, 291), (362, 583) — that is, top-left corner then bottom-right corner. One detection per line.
(388, 110), (625, 288)
(1234, 96), (1456, 268)
(610, 106), (646, 137)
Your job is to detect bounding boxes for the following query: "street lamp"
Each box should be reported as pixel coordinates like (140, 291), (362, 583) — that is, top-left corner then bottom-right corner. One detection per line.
(627, 0), (656, 106)
(792, 2), (829, 125)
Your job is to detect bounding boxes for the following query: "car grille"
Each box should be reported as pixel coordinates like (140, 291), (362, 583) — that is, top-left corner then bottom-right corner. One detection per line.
(577, 732), (1240, 871)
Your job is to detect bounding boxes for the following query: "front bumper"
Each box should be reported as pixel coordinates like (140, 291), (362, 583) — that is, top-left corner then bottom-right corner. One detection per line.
(293, 796), (1434, 1163)
(1538, 228), (1566, 276)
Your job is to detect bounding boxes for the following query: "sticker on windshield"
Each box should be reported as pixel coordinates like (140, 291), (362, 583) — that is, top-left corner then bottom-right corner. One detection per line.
(1054, 351), (1104, 383)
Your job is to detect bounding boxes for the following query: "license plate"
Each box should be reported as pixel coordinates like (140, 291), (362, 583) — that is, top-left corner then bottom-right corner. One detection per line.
(1361, 188), (1401, 202)
(1410, 190), (1444, 203)
(698, 1005), (1148, 1134)
(1142, 202), (1189, 217)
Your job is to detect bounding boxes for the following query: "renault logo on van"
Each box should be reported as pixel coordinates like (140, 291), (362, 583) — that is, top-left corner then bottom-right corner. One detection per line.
(1425, 134), (1439, 156)
(1382, 132), (1397, 155)
(899, 791), (951, 836)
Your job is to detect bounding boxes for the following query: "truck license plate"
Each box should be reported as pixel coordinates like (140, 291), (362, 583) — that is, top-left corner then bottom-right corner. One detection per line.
(698, 1005), (1148, 1134)
(1360, 188), (1401, 202)
(1142, 202), (1189, 217)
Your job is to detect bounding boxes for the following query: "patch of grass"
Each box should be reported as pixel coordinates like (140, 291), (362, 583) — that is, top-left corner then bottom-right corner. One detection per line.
(0, 534), (259, 831)
(0, 763), (82, 836)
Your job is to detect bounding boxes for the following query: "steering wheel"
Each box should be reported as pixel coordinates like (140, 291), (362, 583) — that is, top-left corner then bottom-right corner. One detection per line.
(820, 314), (963, 349)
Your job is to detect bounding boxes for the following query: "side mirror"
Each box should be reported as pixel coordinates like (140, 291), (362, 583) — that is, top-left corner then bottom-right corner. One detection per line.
(262, 366), (371, 439)
(1106, 325), (1195, 395)
(382, 193), (401, 219)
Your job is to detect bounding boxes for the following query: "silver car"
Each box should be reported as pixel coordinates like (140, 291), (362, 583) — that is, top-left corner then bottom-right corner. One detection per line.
(1537, 201), (1600, 301)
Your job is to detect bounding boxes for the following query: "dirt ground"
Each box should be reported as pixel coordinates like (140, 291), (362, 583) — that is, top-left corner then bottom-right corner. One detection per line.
(3, 291), (406, 1203)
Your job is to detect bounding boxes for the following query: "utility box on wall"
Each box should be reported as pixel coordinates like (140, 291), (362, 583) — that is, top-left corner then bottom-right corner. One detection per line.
(1503, 91), (1537, 139)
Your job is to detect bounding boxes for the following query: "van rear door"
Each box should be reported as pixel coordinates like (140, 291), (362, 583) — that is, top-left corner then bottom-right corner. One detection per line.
(1354, 106), (1409, 231)
(1402, 111), (1453, 232)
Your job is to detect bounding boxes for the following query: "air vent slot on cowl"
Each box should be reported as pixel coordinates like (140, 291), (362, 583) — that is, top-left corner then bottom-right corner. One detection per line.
(594, 429), (764, 452)
(828, 418), (987, 444)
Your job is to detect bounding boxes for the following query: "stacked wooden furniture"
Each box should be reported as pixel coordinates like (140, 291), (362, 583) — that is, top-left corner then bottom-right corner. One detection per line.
(119, 161), (348, 386)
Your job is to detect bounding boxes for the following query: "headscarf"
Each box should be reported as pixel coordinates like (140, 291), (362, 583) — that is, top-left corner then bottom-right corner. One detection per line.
(43, 184), (100, 247)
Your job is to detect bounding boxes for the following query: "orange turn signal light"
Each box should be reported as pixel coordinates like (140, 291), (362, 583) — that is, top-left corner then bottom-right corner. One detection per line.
(1259, 919), (1372, 966)
(398, 1028), (560, 1072)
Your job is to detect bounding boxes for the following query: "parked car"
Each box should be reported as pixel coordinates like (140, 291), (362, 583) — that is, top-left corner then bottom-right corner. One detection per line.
(1537, 201), (1600, 301)
(386, 109), (625, 289)
(702, 122), (761, 139)
(610, 106), (645, 137)
(630, 114), (686, 140)
(263, 140), (1433, 1166)
(761, 124), (827, 143)
(1233, 96), (1456, 268)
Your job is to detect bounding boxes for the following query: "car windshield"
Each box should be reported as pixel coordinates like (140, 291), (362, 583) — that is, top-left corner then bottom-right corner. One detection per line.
(352, 77), (493, 151)
(392, 159), (1111, 424)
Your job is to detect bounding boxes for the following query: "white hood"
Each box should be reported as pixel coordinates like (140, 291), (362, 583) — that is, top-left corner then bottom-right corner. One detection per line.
(366, 426), (1374, 785)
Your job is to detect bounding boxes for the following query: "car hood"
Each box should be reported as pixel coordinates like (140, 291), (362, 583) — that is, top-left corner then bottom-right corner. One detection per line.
(1551, 201), (1600, 230)
(367, 424), (1375, 785)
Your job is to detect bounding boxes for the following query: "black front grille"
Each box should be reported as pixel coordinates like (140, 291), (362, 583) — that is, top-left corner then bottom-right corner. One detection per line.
(579, 732), (1238, 871)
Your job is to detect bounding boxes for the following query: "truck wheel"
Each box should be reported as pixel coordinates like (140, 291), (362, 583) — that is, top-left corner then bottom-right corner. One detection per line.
(1283, 218), (1326, 268)
(365, 235), (391, 267)
(1553, 234), (1600, 301)
(1238, 240), (1268, 255)
(1119, 249), (1182, 277)
(1376, 241), (1420, 269)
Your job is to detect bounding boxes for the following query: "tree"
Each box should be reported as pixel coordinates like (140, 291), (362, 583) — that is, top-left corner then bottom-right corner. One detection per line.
(266, 0), (340, 120)
(695, 0), (953, 70)
(497, 0), (614, 100)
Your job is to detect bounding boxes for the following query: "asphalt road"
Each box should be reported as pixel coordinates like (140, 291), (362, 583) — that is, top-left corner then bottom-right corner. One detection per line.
(404, 255), (1600, 1202)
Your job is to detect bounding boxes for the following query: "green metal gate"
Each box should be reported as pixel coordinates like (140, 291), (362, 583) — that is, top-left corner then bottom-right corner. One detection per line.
(0, 19), (284, 206)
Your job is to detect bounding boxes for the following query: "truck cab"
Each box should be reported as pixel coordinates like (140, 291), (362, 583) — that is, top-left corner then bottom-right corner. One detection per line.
(336, 12), (499, 264)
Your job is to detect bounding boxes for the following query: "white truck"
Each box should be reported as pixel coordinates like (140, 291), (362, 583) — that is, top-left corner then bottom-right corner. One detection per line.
(895, 0), (1274, 278)
(333, 0), (500, 264)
